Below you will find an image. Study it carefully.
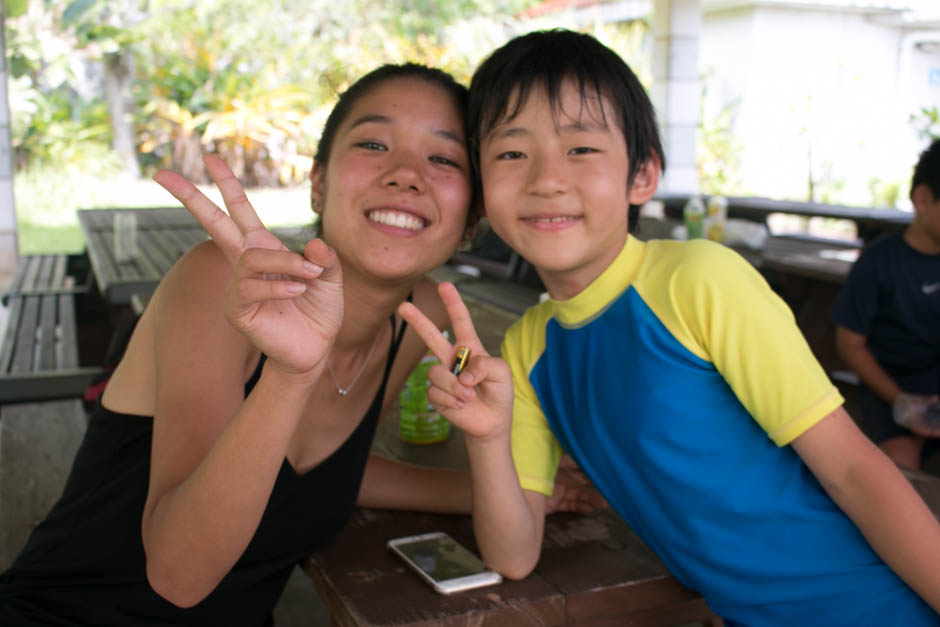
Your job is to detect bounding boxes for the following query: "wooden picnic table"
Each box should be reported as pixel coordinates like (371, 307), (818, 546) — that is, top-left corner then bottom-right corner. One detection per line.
(76, 207), (311, 307)
(77, 207), (208, 306)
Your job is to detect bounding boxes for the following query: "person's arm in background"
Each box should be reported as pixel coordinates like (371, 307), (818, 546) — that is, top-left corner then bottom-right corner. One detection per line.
(835, 326), (902, 404)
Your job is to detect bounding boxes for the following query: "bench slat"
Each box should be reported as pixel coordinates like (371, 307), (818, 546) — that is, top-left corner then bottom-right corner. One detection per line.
(10, 296), (40, 374)
(36, 294), (57, 371)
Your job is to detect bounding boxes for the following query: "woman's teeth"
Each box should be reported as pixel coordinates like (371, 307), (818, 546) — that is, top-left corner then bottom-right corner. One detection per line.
(367, 210), (425, 230)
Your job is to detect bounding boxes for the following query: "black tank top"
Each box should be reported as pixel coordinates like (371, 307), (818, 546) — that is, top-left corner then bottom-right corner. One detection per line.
(0, 315), (407, 627)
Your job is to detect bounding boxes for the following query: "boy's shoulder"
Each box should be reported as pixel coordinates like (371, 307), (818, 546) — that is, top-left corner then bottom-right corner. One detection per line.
(638, 237), (756, 286)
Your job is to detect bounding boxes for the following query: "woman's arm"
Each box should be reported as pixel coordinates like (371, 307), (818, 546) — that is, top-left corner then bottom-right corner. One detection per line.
(141, 244), (323, 607)
(141, 156), (343, 607)
(791, 407), (940, 612)
(357, 454), (471, 512)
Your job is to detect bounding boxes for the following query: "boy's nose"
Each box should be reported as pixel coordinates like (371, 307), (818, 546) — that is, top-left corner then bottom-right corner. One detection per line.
(526, 155), (569, 197)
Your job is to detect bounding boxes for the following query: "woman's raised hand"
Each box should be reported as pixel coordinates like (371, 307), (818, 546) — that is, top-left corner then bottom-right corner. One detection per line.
(397, 282), (514, 440)
(154, 154), (343, 376)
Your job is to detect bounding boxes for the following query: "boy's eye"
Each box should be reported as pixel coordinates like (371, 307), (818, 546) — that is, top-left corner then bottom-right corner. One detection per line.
(496, 151), (525, 160)
(356, 141), (387, 151)
(569, 146), (599, 155)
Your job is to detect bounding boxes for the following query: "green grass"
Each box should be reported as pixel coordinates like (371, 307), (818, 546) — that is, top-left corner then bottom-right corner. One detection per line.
(13, 167), (315, 254)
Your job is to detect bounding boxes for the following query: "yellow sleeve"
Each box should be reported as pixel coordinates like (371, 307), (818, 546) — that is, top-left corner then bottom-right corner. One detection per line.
(638, 240), (843, 445)
(502, 307), (564, 496)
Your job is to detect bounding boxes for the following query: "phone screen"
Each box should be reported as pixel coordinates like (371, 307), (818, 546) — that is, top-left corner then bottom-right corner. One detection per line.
(394, 535), (486, 581)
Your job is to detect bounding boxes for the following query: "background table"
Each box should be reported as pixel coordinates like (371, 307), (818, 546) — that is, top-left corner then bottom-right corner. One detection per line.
(77, 207), (208, 306)
(77, 207), (311, 307)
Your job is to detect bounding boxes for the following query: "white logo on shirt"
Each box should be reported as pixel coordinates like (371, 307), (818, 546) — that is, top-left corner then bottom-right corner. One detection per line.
(923, 282), (940, 295)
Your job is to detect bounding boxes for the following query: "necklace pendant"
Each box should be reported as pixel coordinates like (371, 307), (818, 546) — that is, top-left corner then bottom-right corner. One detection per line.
(338, 388), (348, 396)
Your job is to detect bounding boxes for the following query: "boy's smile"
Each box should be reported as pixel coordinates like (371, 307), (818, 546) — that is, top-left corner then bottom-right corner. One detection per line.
(479, 80), (656, 299)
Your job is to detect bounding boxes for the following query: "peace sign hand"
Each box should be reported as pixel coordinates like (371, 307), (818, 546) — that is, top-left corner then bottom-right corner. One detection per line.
(397, 282), (514, 441)
(154, 154), (344, 376)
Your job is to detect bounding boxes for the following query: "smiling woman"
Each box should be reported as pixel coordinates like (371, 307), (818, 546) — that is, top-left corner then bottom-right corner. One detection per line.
(0, 63), (484, 627)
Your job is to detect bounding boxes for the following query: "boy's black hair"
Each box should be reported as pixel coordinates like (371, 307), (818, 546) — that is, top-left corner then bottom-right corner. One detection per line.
(468, 29), (666, 232)
(911, 137), (940, 201)
(314, 63), (480, 230)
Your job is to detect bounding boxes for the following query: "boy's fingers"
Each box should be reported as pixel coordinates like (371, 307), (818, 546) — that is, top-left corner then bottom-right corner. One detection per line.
(153, 169), (245, 263)
(397, 301), (453, 361)
(437, 282), (483, 347)
(203, 154), (266, 236)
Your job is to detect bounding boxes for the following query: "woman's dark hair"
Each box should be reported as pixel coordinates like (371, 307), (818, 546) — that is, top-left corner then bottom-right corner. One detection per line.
(911, 137), (940, 201)
(468, 29), (665, 231)
(313, 63), (479, 231)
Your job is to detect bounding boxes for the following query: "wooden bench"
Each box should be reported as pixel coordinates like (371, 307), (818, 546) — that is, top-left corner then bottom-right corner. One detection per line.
(0, 255), (103, 404)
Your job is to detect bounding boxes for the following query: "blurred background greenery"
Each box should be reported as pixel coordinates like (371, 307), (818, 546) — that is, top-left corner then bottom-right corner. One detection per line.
(6, 0), (937, 253)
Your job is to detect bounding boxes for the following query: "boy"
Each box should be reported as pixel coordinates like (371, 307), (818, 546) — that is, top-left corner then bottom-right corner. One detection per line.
(400, 30), (940, 624)
(832, 138), (940, 470)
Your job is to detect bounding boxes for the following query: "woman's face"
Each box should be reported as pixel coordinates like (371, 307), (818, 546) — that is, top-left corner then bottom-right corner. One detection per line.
(311, 77), (471, 283)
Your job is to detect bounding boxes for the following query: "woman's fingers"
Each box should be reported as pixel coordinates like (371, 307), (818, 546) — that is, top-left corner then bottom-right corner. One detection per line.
(153, 168), (246, 264)
(203, 154), (266, 237)
(237, 247), (324, 281)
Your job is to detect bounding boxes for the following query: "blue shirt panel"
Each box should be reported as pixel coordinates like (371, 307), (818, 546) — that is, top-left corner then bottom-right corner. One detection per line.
(530, 286), (937, 625)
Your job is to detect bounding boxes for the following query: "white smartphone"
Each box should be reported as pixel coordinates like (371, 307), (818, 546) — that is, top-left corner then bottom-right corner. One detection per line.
(387, 531), (503, 595)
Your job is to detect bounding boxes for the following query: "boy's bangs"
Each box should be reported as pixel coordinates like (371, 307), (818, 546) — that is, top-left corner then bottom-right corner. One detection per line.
(485, 72), (614, 138)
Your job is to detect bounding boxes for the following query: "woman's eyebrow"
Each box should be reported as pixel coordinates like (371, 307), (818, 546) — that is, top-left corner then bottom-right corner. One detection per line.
(348, 114), (464, 146)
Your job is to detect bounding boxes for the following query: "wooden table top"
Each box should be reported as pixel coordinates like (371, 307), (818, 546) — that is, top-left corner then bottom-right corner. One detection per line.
(77, 207), (208, 306)
(77, 207), (312, 306)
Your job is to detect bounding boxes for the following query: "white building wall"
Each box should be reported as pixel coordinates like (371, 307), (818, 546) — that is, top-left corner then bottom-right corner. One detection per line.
(701, 4), (936, 206)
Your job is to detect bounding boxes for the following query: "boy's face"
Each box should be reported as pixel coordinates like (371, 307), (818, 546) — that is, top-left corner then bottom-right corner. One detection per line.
(479, 80), (657, 299)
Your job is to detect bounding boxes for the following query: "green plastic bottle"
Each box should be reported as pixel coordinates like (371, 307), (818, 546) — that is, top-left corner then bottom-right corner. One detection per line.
(399, 345), (451, 444)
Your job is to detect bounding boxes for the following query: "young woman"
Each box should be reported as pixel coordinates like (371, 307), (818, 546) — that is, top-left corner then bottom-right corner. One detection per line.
(0, 63), (482, 626)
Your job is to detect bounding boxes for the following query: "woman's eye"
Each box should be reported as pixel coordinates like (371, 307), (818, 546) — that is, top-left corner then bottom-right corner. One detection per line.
(569, 146), (598, 155)
(497, 151), (525, 160)
(356, 141), (387, 151)
(430, 155), (460, 167)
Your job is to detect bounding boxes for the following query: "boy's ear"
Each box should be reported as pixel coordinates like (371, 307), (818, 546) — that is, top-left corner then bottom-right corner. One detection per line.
(627, 154), (662, 205)
(310, 162), (324, 214)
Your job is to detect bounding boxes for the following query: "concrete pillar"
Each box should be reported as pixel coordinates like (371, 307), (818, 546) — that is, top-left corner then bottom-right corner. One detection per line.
(0, 7), (17, 272)
(651, 0), (701, 195)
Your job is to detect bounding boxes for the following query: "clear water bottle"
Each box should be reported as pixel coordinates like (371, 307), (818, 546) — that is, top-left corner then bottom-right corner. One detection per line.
(683, 195), (706, 239)
(399, 345), (451, 445)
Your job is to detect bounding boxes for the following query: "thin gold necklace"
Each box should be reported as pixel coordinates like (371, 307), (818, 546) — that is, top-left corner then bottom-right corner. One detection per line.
(326, 329), (382, 396)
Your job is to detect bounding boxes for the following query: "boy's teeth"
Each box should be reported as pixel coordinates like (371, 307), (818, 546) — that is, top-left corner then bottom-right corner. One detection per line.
(529, 216), (576, 222)
(368, 210), (425, 230)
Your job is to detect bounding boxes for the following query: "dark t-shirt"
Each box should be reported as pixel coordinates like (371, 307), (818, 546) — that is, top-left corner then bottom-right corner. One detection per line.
(831, 229), (940, 394)
(0, 317), (406, 626)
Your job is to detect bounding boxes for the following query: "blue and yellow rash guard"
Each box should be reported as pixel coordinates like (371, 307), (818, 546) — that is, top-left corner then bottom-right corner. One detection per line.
(503, 236), (937, 625)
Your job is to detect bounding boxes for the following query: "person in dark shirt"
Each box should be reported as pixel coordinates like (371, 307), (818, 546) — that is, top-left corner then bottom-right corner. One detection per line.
(832, 138), (940, 470)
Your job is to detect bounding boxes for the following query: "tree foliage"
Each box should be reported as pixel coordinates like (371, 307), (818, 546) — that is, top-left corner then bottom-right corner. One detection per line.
(7, 0), (533, 184)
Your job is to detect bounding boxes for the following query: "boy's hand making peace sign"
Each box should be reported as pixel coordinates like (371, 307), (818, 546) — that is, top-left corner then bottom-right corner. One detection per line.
(397, 282), (514, 441)
(154, 154), (344, 377)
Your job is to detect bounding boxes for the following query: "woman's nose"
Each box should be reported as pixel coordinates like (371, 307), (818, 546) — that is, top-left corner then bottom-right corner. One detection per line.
(382, 155), (425, 193)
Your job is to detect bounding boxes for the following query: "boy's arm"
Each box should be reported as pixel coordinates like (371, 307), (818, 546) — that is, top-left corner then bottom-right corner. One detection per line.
(397, 282), (548, 578)
(791, 406), (940, 611)
(835, 326), (902, 404)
